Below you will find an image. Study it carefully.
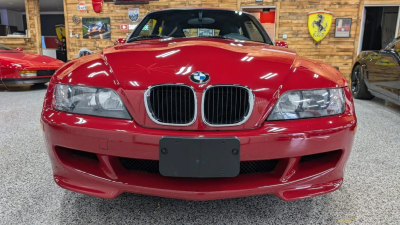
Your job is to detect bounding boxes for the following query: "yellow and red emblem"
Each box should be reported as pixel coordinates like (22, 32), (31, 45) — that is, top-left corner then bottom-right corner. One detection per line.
(308, 10), (333, 42)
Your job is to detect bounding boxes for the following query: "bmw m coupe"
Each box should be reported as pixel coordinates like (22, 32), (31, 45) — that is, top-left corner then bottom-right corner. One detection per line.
(41, 8), (357, 201)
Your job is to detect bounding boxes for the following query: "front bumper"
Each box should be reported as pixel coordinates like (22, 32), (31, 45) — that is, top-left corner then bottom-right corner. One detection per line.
(42, 108), (356, 201)
(1, 77), (51, 84)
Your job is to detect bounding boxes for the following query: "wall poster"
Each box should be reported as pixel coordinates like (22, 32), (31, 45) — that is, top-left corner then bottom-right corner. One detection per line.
(335, 18), (352, 38)
(82, 17), (111, 39)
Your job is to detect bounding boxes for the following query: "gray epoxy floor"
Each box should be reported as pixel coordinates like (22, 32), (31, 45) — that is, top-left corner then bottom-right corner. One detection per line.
(0, 84), (399, 225)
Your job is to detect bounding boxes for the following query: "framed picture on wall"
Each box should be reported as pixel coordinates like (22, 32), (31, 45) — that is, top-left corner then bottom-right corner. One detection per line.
(82, 17), (111, 39)
(335, 18), (352, 38)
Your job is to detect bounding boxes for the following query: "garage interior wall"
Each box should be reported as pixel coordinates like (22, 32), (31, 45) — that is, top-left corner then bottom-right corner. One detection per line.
(45, 0), (400, 81)
(1, 0), (41, 54)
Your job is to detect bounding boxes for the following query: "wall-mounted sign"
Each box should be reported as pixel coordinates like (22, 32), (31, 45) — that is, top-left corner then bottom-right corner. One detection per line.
(308, 10), (333, 42)
(82, 17), (111, 39)
(120, 23), (129, 32)
(77, 2), (87, 13)
(335, 18), (352, 38)
(128, 8), (140, 22)
(55, 25), (66, 42)
(72, 15), (81, 24)
(92, 0), (104, 14)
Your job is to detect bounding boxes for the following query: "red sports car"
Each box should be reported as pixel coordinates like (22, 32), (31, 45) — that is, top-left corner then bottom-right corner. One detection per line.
(0, 43), (64, 85)
(41, 8), (357, 201)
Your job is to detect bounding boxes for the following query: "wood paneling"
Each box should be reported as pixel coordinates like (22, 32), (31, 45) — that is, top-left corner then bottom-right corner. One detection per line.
(5, 0), (399, 82)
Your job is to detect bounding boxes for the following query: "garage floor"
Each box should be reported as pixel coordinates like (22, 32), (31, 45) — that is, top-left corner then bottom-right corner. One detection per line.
(0, 85), (399, 224)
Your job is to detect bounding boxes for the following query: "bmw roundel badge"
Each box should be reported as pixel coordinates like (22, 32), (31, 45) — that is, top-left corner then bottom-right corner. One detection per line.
(190, 71), (210, 84)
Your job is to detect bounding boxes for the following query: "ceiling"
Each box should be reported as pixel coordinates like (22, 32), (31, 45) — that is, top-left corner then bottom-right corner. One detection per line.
(0, 0), (63, 12)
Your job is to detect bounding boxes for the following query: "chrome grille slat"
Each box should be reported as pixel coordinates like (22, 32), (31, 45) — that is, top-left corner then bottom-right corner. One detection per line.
(144, 84), (196, 126)
(202, 85), (254, 127)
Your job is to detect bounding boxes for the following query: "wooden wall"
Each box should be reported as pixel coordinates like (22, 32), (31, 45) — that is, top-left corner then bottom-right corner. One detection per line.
(3, 0), (400, 81)
(0, 0), (41, 54)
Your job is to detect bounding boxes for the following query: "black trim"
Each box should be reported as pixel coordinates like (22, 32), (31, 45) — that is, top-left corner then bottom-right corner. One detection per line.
(1, 77), (51, 85)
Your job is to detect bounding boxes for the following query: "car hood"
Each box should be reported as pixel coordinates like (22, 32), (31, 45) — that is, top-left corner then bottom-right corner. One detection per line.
(0, 50), (64, 70)
(54, 38), (346, 130)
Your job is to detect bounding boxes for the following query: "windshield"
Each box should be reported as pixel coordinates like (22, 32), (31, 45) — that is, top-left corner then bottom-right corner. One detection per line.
(129, 9), (273, 44)
(0, 43), (13, 50)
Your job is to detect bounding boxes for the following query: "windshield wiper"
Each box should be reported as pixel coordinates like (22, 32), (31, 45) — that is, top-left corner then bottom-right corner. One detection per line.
(126, 35), (170, 43)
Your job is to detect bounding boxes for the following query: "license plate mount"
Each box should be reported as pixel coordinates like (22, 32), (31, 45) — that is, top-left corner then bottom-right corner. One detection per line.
(159, 137), (240, 178)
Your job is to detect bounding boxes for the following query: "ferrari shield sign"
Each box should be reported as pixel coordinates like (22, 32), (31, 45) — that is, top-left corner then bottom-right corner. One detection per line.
(128, 8), (139, 22)
(308, 11), (333, 42)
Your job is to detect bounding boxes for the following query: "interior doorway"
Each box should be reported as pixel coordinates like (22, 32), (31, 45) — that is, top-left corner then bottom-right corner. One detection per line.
(359, 6), (400, 53)
(31, 0), (67, 61)
(241, 6), (276, 42)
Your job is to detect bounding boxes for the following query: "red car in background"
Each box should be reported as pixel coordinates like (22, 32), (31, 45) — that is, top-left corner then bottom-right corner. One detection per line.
(0, 43), (64, 85)
(41, 8), (357, 201)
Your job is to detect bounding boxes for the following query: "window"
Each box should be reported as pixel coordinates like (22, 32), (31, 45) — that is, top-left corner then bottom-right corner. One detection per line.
(0, 0), (28, 37)
(137, 19), (159, 36)
(129, 9), (272, 44)
(243, 21), (264, 42)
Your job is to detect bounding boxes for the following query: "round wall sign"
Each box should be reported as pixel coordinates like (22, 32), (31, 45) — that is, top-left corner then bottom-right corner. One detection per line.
(77, 2), (87, 13)
(72, 15), (81, 24)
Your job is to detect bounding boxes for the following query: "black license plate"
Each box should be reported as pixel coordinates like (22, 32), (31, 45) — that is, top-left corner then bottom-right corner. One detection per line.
(159, 137), (240, 178)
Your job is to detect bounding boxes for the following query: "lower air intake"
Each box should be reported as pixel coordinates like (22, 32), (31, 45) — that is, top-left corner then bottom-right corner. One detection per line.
(119, 158), (278, 175)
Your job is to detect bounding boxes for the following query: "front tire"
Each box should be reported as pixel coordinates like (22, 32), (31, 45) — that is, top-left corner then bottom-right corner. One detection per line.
(351, 64), (374, 100)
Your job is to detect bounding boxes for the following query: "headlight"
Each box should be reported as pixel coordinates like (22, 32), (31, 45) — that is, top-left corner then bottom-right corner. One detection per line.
(19, 70), (37, 77)
(53, 84), (131, 120)
(267, 88), (345, 121)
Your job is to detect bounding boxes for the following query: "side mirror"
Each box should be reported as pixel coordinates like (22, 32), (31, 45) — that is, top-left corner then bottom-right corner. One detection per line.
(15, 47), (23, 51)
(275, 41), (288, 48)
(114, 38), (126, 46)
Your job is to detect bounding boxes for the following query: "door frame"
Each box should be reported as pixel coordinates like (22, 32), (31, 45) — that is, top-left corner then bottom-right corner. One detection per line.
(358, 4), (400, 55)
(241, 5), (277, 42)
